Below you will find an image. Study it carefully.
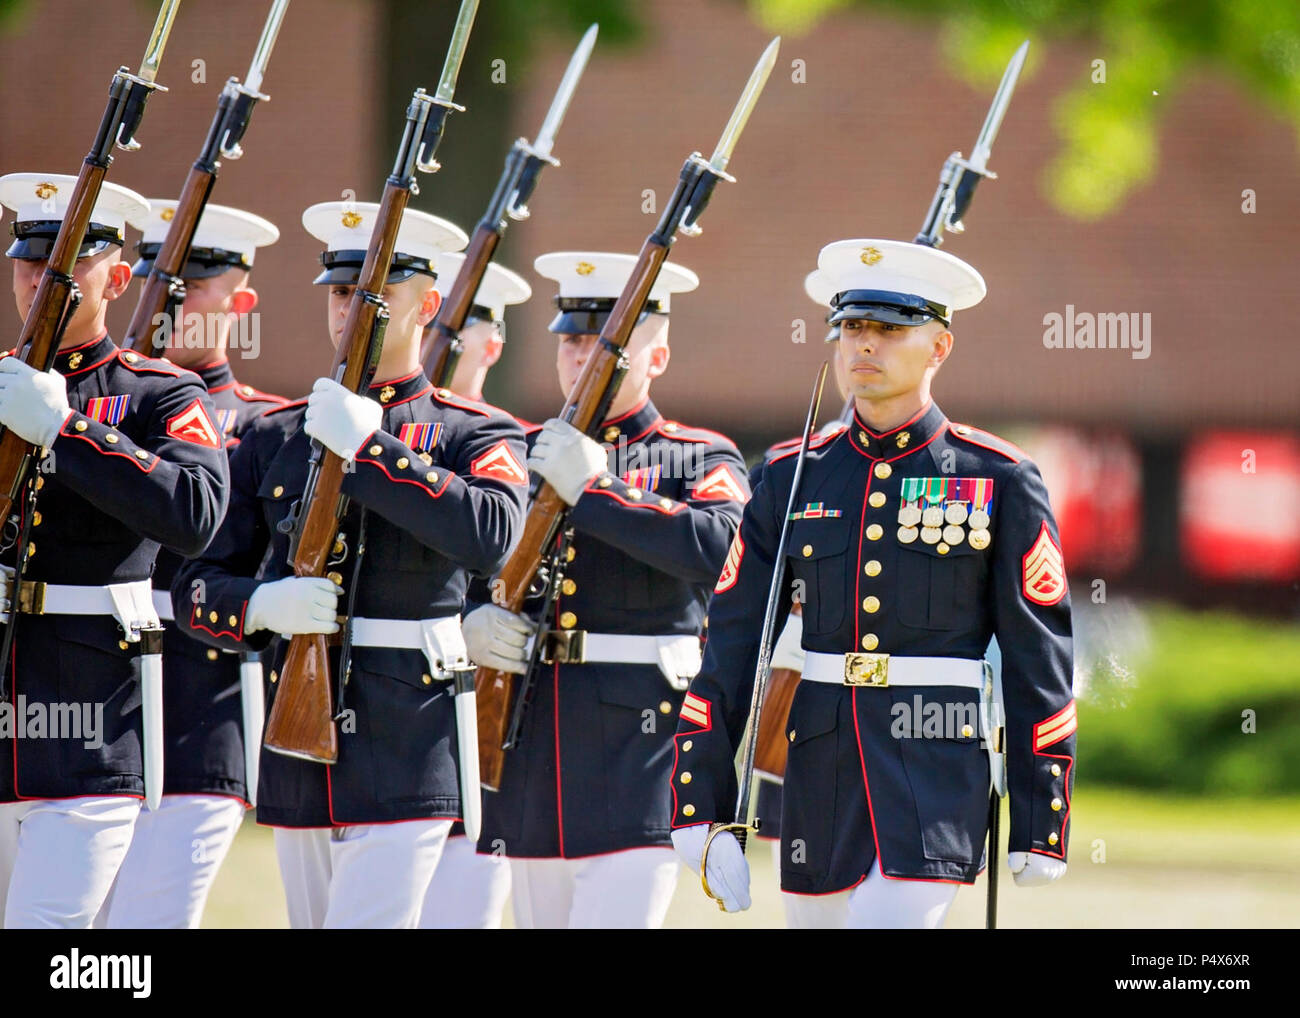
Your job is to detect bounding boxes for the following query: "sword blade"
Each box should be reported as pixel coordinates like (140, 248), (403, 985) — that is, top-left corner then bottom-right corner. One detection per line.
(708, 36), (780, 175)
(243, 0), (291, 95)
(138, 0), (182, 83)
(435, 0), (480, 105)
(968, 39), (1029, 173)
(533, 23), (598, 160)
(734, 361), (828, 825)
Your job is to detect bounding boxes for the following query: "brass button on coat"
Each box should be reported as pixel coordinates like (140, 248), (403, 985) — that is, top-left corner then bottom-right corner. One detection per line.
(659, 701), (672, 714)
(873, 462), (892, 479)
(802, 544), (813, 557)
(368, 444), (382, 456)
(559, 611), (577, 629)
(561, 578), (577, 596)
(206, 649), (219, 661)
(866, 524), (883, 541)
(864, 560), (881, 576)
(862, 596), (880, 613)
(869, 491), (886, 508)
(861, 633), (879, 651)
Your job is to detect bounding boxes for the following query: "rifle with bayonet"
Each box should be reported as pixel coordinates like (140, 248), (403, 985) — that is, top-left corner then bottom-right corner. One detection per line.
(0, 0), (181, 529)
(915, 40), (1028, 248)
(262, 0), (479, 763)
(422, 24), (597, 388)
(124, 0), (289, 354)
(476, 36), (781, 793)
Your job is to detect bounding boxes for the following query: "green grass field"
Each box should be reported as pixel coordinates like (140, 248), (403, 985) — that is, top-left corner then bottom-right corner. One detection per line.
(202, 786), (1300, 928)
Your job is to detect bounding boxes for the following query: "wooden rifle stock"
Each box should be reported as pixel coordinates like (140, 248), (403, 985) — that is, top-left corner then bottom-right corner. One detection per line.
(477, 238), (669, 790)
(262, 187), (406, 762)
(753, 667), (800, 779)
(123, 165), (213, 352)
(421, 223), (500, 387)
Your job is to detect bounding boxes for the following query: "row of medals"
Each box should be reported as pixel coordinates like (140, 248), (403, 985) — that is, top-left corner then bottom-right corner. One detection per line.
(897, 501), (992, 549)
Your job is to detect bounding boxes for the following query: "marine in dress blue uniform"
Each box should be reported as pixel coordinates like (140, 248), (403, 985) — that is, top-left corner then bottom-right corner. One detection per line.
(173, 202), (528, 928)
(465, 252), (750, 928)
(419, 254), (532, 930)
(671, 239), (1075, 928)
(0, 174), (229, 928)
(103, 202), (287, 929)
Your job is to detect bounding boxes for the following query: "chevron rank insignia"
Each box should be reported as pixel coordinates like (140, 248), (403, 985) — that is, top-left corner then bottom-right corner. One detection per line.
(1022, 522), (1067, 606)
(691, 464), (746, 502)
(680, 692), (711, 728)
(84, 394), (131, 426)
(398, 422), (443, 452)
(165, 399), (221, 448)
(470, 441), (528, 485)
(714, 531), (744, 593)
(789, 502), (842, 520)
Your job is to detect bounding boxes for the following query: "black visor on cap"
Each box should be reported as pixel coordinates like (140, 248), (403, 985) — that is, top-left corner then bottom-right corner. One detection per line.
(312, 248), (436, 286)
(548, 296), (662, 335)
(7, 220), (122, 261)
(828, 289), (950, 327)
(132, 243), (251, 280)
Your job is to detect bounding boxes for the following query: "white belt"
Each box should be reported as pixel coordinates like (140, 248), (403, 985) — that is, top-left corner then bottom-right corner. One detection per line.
(801, 650), (985, 689)
(348, 615), (468, 679)
(152, 589), (175, 622)
(527, 631), (701, 691)
(16, 579), (160, 635)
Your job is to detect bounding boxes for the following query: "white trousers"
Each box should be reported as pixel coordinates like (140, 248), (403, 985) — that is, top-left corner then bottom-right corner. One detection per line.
(0, 796), (141, 928)
(273, 820), (452, 929)
(419, 834), (511, 929)
(510, 848), (680, 929)
(103, 794), (245, 929)
(782, 866), (960, 929)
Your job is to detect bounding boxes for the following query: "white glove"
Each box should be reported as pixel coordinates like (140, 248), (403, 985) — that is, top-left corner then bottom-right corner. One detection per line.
(1008, 850), (1067, 887)
(303, 378), (382, 462)
(0, 563), (14, 622)
(0, 358), (71, 447)
(462, 604), (535, 674)
(672, 823), (752, 913)
(245, 576), (342, 637)
(527, 418), (608, 506)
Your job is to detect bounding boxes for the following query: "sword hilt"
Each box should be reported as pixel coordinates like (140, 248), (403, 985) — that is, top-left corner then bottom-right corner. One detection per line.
(700, 820), (759, 912)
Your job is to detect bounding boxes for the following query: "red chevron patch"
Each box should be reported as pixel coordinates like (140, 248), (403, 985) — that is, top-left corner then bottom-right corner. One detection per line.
(1022, 522), (1067, 606)
(471, 440), (528, 485)
(692, 464), (746, 502)
(714, 530), (744, 593)
(165, 399), (221, 448)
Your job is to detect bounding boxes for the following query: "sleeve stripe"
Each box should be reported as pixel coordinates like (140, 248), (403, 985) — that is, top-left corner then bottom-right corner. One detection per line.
(1033, 700), (1077, 751)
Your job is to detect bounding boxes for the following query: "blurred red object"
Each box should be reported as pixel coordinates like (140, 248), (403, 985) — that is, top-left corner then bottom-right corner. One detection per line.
(1181, 432), (1300, 581)
(1010, 427), (1141, 575)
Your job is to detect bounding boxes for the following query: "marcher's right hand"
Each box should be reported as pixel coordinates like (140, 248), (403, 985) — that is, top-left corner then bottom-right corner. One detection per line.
(245, 576), (342, 636)
(462, 604), (535, 674)
(672, 823), (752, 913)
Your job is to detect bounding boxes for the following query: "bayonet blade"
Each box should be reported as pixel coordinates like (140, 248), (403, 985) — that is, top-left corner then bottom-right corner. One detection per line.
(243, 0), (291, 95)
(969, 39), (1028, 173)
(138, 0), (182, 83)
(708, 36), (780, 176)
(533, 23), (598, 160)
(435, 0), (480, 105)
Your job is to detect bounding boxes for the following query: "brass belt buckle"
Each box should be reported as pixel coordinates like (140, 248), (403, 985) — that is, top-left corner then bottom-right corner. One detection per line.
(844, 651), (889, 687)
(17, 580), (46, 615)
(540, 629), (586, 665)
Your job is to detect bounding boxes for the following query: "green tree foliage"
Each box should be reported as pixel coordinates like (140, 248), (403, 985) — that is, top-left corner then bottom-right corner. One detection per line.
(750, 0), (1300, 219)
